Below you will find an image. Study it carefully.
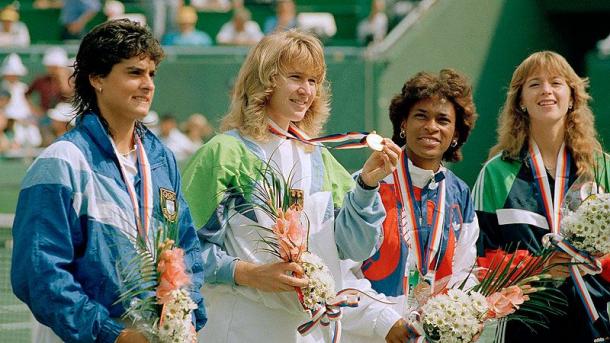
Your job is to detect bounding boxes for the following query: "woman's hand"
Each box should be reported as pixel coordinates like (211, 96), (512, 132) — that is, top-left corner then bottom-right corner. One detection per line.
(360, 138), (402, 187)
(234, 260), (308, 292)
(385, 318), (411, 343)
(469, 323), (484, 343)
(116, 329), (149, 343)
(544, 251), (572, 279)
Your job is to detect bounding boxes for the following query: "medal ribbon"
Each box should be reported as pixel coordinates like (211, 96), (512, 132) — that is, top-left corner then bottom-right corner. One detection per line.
(543, 233), (602, 322)
(267, 121), (370, 150)
(528, 141), (571, 234)
(392, 150), (446, 293)
(115, 134), (153, 238)
(531, 142), (599, 322)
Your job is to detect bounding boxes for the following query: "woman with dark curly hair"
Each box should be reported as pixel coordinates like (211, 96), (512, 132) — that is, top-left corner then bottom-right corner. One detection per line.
(346, 69), (479, 343)
(10, 19), (206, 343)
(473, 51), (610, 342)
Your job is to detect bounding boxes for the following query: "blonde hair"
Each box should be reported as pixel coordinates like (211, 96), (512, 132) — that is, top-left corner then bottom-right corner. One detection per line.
(220, 30), (330, 144)
(489, 51), (602, 177)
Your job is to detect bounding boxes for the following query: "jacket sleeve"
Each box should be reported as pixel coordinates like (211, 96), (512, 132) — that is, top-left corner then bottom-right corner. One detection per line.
(449, 187), (480, 289)
(169, 151), (208, 330)
(340, 259), (405, 339)
(321, 149), (385, 261)
(10, 154), (124, 343)
(182, 136), (259, 285)
(472, 164), (504, 255)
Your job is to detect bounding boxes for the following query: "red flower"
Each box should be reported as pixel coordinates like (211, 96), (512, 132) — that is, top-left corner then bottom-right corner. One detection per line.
(477, 249), (540, 283)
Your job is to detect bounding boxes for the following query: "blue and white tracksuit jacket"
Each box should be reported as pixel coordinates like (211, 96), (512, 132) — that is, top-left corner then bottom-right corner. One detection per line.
(10, 113), (207, 343)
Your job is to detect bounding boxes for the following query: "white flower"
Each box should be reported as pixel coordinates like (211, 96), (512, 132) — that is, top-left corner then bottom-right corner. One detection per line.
(156, 289), (197, 343)
(299, 252), (336, 311)
(561, 193), (610, 254)
(420, 290), (488, 343)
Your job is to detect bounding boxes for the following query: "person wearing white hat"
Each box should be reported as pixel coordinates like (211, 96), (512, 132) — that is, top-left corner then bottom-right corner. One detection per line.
(0, 5), (30, 47)
(26, 47), (73, 118)
(1, 53), (34, 122)
(42, 102), (75, 145)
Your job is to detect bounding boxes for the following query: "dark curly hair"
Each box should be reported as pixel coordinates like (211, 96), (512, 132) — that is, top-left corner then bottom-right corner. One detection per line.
(71, 19), (164, 133)
(388, 69), (478, 162)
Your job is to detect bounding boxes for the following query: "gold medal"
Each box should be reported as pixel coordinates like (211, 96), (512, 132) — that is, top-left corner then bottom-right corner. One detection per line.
(366, 133), (384, 151)
(413, 282), (431, 306)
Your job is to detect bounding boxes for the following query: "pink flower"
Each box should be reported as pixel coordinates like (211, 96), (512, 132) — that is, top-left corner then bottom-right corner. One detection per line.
(272, 208), (306, 262)
(486, 286), (529, 318)
(156, 248), (191, 304)
(502, 285), (529, 307)
(486, 292), (515, 318)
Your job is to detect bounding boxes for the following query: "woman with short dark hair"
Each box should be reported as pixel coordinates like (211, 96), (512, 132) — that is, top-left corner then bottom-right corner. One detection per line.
(11, 19), (206, 343)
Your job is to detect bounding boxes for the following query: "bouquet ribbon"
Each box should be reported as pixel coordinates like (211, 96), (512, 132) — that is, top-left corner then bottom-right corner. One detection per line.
(297, 288), (395, 343)
(543, 232), (603, 322)
(267, 121), (382, 150)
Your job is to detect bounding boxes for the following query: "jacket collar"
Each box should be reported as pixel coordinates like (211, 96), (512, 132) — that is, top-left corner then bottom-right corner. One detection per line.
(77, 112), (161, 165)
(79, 112), (117, 158)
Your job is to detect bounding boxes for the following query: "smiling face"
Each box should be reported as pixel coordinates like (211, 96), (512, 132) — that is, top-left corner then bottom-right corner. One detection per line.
(266, 66), (317, 129)
(403, 96), (457, 171)
(520, 68), (572, 128)
(90, 55), (156, 128)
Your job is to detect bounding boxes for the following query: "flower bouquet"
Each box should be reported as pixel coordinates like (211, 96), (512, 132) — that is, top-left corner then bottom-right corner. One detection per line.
(560, 188), (610, 256)
(115, 221), (197, 343)
(541, 174), (610, 323)
(410, 248), (566, 342)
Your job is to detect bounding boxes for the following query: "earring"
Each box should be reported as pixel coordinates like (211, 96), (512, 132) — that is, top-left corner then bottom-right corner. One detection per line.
(568, 103), (573, 110)
(520, 106), (527, 113)
(399, 129), (405, 139)
(98, 87), (103, 93)
(450, 140), (458, 148)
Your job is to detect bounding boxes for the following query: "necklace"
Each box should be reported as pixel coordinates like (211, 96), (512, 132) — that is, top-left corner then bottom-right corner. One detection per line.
(119, 146), (137, 156)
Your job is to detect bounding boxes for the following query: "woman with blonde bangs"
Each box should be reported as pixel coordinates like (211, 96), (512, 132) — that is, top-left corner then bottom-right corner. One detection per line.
(474, 51), (610, 342)
(221, 30), (330, 143)
(183, 30), (402, 342)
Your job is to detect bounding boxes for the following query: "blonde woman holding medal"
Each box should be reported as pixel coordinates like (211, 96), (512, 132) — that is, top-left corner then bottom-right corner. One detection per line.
(473, 51), (610, 342)
(182, 29), (402, 342)
(10, 19), (207, 343)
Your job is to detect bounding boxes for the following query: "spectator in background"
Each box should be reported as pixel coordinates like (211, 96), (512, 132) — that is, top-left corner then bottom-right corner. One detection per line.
(33, 0), (63, 9)
(60, 0), (101, 41)
(357, 0), (388, 45)
(0, 5), (30, 47)
(103, 0), (147, 25)
(44, 102), (75, 145)
(182, 112), (214, 148)
(150, 0), (183, 40)
(26, 47), (72, 118)
(263, 0), (296, 34)
(162, 5), (212, 46)
(216, 8), (263, 46)
(1, 53), (32, 122)
(0, 90), (11, 154)
(191, 0), (232, 12)
(159, 113), (200, 160)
